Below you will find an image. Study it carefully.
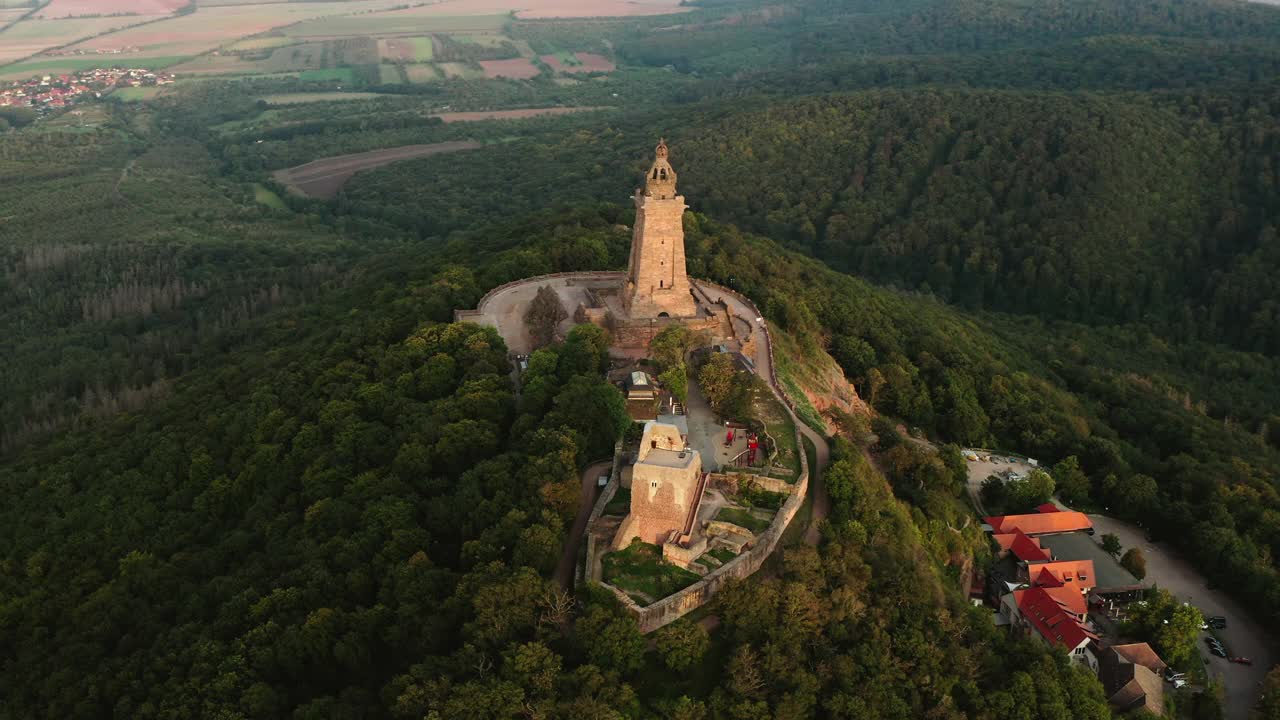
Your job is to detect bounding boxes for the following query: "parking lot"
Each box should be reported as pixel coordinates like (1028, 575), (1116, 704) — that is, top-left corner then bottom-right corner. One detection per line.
(963, 450), (1038, 515)
(1086, 513), (1274, 719)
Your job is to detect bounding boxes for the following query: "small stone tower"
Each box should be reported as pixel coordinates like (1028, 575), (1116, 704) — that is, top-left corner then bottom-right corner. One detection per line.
(623, 139), (698, 319)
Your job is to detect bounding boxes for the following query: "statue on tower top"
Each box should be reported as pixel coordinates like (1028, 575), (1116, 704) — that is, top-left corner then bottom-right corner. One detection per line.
(645, 138), (677, 199)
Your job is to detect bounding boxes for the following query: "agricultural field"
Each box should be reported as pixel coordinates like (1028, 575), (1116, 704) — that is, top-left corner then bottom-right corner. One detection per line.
(57, 0), (409, 58)
(259, 91), (392, 104)
(167, 53), (261, 75)
(272, 140), (481, 198)
(378, 36), (432, 62)
(298, 67), (353, 83)
(403, 63), (439, 82)
(33, 0), (189, 19)
(437, 61), (483, 79)
(0, 15), (166, 63)
(284, 10), (509, 39)
(226, 35), (295, 52)
(376, 63), (401, 84)
(512, 0), (689, 19)
(110, 85), (164, 101)
(569, 52), (613, 72)
(431, 106), (601, 121)
(478, 57), (538, 78)
(540, 51), (613, 73)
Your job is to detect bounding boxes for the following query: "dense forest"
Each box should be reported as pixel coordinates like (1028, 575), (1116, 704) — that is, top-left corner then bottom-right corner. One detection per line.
(4, 0), (1280, 716)
(0, 208), (1114, 718)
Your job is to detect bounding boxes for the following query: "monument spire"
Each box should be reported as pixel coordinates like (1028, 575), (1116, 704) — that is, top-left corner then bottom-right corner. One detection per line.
(623, 139), (697, 319)
(645, 138), (677, 199)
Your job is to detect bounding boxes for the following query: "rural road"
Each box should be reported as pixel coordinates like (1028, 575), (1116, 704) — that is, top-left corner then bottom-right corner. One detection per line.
(1086, 513), (1275, 719)
(554, 460), (612, 589)
(799, 423), (831, 545)
(702, 280), (832, 544)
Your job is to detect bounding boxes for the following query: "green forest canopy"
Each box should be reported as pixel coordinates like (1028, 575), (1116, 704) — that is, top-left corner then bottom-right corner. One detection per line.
(4, 0), (1280, 715)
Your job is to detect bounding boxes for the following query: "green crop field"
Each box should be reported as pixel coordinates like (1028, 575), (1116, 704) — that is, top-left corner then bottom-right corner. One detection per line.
(111, 86), (163, 101)
(298, 67), (354, 83)
(411, 36), (433, 60)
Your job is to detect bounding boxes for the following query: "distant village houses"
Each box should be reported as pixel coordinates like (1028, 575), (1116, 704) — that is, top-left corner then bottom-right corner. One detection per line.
(0, 67), (175, 111)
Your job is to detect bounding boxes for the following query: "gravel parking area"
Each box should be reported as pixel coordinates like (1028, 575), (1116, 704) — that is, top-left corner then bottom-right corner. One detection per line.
(1086, 513), (1274, 719)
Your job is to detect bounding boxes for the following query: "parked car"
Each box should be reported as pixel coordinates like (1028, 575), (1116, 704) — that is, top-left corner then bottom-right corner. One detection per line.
(1164, 668), (1186, 682)
(1206, 616), (1227, 629)
(1209, 644), (1228, 658)
(1173, 679), (1189, 689)
(1229, 657), (1253, 666)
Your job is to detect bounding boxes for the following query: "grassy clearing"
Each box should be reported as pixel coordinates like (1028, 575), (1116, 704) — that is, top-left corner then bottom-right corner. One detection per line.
(753, 386), (801, 481)
(715, 506), (770, 534)
(708, 547), (737, 565)
(252, 183), (286, 209)
(110, 86), (162, 101)
(779, 435), (817, 547)
(602, 540), (700, 602)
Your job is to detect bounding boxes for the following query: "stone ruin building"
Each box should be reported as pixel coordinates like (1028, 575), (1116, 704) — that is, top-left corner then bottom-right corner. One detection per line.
(613, 420), (709, 568)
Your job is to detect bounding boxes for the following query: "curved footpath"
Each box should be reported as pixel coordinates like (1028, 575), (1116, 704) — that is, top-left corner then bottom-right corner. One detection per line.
(555, 460), (613, 590)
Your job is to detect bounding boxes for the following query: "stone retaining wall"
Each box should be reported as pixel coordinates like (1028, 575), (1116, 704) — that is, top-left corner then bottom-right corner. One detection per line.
(599, 433), (808, 633)
(453, 271), (625, 323)
(580, 443), (624, 587)
(708, 471), (793, 495)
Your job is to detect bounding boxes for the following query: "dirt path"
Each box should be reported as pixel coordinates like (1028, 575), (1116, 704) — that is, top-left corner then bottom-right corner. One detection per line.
(798, 423), (830, 545)
(554, 460), (612, 590)
(1086, 513), (1274, 719)
(273, 140), (480, 199)
(113, 158), (135, 201)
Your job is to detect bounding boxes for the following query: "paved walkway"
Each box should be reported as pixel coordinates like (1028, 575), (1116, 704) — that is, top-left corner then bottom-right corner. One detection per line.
(1085, 513), (1274, 719)
(554, 460), (613, 590)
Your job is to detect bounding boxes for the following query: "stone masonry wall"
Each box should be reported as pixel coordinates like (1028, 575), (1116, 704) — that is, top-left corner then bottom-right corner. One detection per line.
(593, 278), (825, 633)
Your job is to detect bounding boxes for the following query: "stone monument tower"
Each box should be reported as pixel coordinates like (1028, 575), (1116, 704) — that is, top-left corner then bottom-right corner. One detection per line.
(623, 139), (698, 319)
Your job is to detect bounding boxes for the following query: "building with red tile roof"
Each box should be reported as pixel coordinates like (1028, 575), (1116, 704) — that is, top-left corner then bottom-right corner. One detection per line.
(984, 510), (1092, 536)
(1028, 560), (1096, 592)
(1003, 586), (1097, 660)
(1036, 502), (1061, 513)
(1008, 530), (1054, 563)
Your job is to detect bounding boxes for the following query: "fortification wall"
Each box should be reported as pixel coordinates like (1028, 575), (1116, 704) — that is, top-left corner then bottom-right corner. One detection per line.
(599, 436), (808, 633)
(579, 445), (624, 587)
